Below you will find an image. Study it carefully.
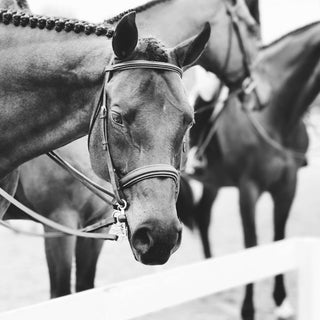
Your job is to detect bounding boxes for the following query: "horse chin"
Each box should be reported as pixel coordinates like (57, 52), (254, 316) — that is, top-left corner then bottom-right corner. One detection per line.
(138, 252), (172, 266)
(131, 244), (177, 266)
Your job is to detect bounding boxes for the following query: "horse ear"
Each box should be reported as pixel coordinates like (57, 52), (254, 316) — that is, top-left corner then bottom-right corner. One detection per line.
(173, 23), (211, 70)
(112, 12), (138, 60)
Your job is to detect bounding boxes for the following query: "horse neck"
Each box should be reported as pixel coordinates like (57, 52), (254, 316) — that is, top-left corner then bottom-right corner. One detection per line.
(259, 22), (320, 133)
(0, 25), (110, 176)
(133, 0), (217, 43)
(131, 0), (254, 84)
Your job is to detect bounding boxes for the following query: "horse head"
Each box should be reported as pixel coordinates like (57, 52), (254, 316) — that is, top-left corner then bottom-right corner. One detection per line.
(89, 12), (210, 265)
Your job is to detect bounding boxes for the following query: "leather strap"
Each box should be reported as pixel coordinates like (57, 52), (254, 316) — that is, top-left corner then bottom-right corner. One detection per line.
(120, 164), (179, 191)
(0, 187), (118, 240)
(244, 108), (306, 160)
(194, 86), (229, 159)
(105, 60), (183, 78)
(47, 151), (115, 205)
(225, 3), (252, 78)
(100, 103), (124, 206)
(224, 2), (264, 109)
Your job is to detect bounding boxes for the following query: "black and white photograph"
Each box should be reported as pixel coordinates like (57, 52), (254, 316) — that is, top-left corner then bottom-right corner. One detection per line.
(0, 0), (319, 319)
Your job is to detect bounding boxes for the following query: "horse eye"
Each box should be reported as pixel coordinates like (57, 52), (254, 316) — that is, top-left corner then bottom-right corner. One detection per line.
(111, 111), (123, 125)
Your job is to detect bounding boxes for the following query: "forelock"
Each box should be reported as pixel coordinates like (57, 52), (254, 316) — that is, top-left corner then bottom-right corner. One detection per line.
(132, 38), (169, 62)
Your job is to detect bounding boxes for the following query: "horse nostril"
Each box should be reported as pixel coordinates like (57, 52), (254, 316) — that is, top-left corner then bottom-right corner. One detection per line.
(132, 227), (153, 255)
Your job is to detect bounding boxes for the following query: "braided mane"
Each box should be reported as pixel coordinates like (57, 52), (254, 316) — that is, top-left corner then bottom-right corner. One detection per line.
(105, 0), (171, 25)
(0, 9), (114, 37)
(0, 0), (174, 38)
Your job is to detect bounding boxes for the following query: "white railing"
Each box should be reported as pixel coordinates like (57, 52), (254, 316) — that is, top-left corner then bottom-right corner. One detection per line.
(1, 237), (320, 320)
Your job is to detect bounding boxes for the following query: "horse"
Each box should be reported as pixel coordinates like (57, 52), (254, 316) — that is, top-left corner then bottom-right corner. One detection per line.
(0, 0), (260, 293)
(189, 21), (320, 320)
(0, 0), (260, 188)
(0, 1), (256, 297)
(0, 6), (211, 265)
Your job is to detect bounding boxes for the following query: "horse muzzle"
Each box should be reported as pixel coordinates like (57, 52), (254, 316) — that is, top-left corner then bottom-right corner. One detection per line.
(130, 218), (182, 265)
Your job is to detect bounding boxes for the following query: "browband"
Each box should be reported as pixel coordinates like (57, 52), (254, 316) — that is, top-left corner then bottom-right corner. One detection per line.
(105, 60), (183, 78)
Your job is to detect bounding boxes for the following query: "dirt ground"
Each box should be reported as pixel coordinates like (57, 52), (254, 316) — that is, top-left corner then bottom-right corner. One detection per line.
(0, 108), (320, 319)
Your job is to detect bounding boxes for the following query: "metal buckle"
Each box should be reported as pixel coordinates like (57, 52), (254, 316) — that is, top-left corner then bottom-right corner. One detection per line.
(99, 105), (107, 119)
(109, 200), (127, 240)
(242, 77), (256, 95)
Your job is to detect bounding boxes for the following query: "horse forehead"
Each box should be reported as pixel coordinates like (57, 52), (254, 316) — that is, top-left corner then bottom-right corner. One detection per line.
(108, 70), (191, 115)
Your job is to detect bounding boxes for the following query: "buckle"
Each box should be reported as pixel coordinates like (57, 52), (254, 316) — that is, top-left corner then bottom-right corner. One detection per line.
(109, 202), (127, 241)
(99, 105), (107, 119)
(242, 77), (256, 95)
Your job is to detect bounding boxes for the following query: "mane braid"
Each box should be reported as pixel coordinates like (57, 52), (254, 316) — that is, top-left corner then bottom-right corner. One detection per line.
(261, 21), (320, 49)
(105, 0), (171, 25)
(0, 8), (114, 37)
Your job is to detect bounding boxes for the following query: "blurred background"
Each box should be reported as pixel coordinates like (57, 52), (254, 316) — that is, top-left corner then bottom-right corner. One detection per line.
(0, 1), (320, 319)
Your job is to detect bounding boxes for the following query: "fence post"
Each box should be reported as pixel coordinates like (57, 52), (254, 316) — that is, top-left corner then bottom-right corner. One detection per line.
(297, 238), (320, 320)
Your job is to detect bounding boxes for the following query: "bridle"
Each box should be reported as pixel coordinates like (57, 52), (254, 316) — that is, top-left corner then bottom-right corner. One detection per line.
(223, 1), (258, 96)
(192, 85), (229, 161)
(191, 4), (305, 169)
(87, 59), (183, 208)
(0, 59), (184, 240)
(191, 1), (260, 162)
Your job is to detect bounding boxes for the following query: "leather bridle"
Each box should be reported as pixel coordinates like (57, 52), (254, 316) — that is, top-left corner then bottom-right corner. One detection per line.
(191, 1), (260, 162)
(224, 1), (258, 95)
(87, 59), (183, 210)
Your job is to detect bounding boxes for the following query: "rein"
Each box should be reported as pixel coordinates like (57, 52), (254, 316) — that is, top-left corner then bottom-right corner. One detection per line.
(0, 59), (183, 240)
(244, 108), (307, 160)
(0, 187), (121, 240)
(47, 151), (116, 206)
(194, 86), (229, 160)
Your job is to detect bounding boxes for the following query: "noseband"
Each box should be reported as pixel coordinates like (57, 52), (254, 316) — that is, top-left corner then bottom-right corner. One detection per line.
(88, 60), (183, 209)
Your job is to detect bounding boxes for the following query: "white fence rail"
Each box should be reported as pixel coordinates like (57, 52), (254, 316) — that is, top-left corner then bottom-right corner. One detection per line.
(1, 237), (320, 320)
